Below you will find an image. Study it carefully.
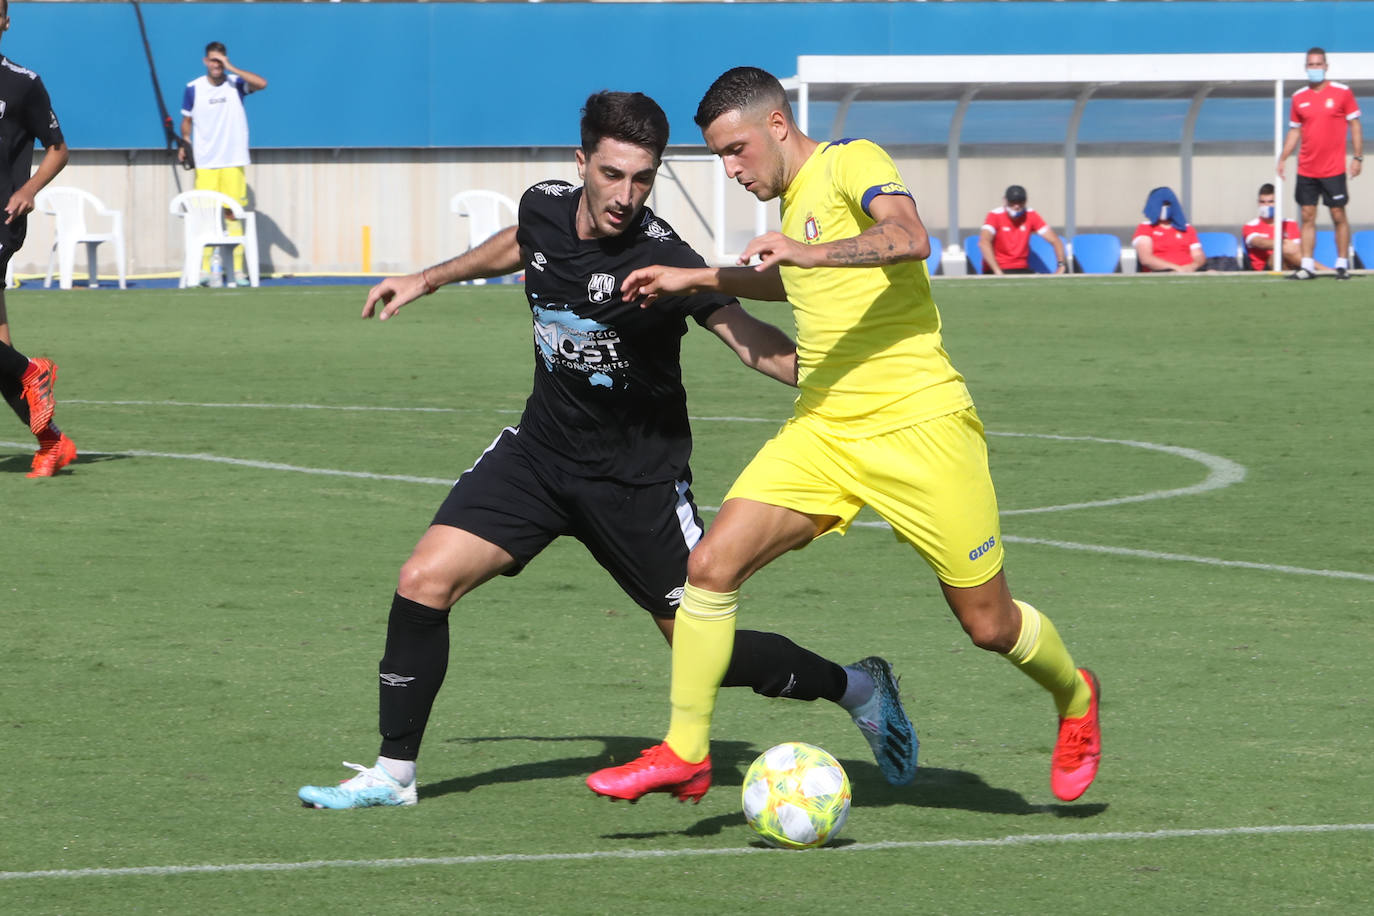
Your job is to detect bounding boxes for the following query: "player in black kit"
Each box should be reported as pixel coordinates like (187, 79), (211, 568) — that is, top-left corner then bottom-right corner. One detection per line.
(298, 92), (917, 809)
(0, 0), (75, 477)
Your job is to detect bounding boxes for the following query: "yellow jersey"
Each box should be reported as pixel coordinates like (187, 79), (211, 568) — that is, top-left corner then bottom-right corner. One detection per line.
(779, 139), (971, 437)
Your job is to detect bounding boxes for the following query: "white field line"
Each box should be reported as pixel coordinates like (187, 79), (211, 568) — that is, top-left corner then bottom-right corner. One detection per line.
(2, 823), (1370, 881)
(987, 431), (1246, 515)
(4, 418), (1366, 583)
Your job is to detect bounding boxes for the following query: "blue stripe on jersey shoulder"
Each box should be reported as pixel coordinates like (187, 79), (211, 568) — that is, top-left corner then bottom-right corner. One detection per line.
(823, 137), (864, 152)
(860, 183), (913, 217)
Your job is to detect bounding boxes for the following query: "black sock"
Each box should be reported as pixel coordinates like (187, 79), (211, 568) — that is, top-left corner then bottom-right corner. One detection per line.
(723, 629), (848, 703)
(0, 341), (28, 380)
(377, 592), (450, 760)
(0, 376), (29, 429)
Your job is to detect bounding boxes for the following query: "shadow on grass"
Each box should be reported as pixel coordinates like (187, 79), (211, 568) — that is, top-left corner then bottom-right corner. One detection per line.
(428, 734), (1106, 838)
(0, 449), (133, 475)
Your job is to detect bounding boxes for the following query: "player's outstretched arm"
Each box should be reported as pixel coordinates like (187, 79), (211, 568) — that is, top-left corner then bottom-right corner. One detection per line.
(704, 301), (798, 387)
(744, 193), (929, 271)
(362, 226), (521, 321)
(622, 263), (787, 307)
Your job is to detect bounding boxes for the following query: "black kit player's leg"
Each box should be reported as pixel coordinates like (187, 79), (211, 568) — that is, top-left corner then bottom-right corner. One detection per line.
(0, 340), (33, 427)
(377, 592), (451, 761)
(724, 629), (848, 701)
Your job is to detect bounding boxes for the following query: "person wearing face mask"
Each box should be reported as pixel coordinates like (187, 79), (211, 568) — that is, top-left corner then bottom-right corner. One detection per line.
(1242, 183), (1322, 272)
(1131, 186), (1205, 273)
(977, 185), (1067, 275)
(1276, 47), (1363, 280)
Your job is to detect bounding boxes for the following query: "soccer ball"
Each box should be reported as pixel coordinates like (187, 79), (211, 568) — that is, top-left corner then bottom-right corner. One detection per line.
(741, 742), (851, 849)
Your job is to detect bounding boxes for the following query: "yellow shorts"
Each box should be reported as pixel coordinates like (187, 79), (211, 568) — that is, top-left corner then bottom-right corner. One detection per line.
(194, 166), (247, 207)
(724, 407), (1004, 587)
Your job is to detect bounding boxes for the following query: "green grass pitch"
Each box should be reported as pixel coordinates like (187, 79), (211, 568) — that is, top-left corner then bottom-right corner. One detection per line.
(1, 275), (1370, 914)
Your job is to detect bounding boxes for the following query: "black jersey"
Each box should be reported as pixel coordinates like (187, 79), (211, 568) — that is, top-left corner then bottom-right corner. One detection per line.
(0, 55), (64, 247)
(513, 180), (733, 483)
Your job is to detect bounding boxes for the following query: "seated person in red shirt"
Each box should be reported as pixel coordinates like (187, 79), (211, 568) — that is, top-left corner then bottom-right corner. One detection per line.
(1242, 182), (1323, 271)
(978, 185), (1067, 274)
(1131, 187), (1205, 273)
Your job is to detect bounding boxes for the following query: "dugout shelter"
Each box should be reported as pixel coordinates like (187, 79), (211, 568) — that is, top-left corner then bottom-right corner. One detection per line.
(781, 53), (1374, 272)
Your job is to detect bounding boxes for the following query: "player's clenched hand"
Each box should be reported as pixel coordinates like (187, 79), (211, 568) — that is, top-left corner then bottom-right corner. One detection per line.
(622, 265), (698, 308)
(739, 231), (813, 271)
(362, 274), (428, 321)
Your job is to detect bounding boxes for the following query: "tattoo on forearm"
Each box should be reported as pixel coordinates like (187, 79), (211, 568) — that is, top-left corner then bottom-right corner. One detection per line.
(824, 221), (918, 266)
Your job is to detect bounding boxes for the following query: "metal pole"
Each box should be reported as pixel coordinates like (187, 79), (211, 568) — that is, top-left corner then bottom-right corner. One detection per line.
(946, 88), (977, 249)
(1181, 85), (1214, 220)
(1065, 86), (1096, 242)
(1274, 78), (1285, 271)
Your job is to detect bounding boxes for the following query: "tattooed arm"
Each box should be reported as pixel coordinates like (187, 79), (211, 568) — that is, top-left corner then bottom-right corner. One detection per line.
(740, 193), (930, 271)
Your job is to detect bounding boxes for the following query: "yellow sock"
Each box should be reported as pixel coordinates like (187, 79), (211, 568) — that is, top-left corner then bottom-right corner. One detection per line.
(1002, 600), (1090, 719)
(664, 584), (737, 763)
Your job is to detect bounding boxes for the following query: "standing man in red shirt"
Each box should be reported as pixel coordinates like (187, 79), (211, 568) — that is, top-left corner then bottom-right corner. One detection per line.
(977, 185), (1067, 275)
(1277, 47), (1363, 280)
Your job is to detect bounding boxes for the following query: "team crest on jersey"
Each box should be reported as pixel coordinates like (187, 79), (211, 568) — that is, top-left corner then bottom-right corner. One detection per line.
(644, 218), (672, 242)
(1326, 98), (1335, 109)
(587, 272), (616, 303)
(804, 215), (821, 242)
(535, 182), (573, 197)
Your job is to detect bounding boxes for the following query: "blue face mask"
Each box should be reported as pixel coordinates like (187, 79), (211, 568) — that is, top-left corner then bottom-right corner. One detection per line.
(1307, 68), (1326, 83)
(1259, 205), (1275, 220)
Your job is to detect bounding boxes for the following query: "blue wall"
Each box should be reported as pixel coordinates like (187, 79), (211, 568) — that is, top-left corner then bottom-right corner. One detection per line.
(10, 1), (1374, 149)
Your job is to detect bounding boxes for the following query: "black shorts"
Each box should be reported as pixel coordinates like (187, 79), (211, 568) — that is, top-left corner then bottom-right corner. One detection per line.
(431, 427), (701, 617)
(0, 217), (28, 275)
(1295, 173), (1350, 208)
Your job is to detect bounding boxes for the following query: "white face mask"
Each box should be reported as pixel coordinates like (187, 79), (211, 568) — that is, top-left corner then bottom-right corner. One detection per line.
(1006, 206), (1024, 219)
(1259, 205), (1275, 220)
(1159, 203), (1170, 222)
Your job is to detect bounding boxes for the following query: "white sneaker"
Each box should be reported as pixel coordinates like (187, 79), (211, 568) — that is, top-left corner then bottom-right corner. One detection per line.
(298, 761), (417, 809)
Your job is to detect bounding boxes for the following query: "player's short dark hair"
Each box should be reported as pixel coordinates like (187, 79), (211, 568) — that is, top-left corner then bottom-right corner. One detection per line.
(1259, 183), (1276, 196)
(694, 66), (794, 130)
(206, 41), (227, 56)
(1307, 46), (1327, 61)
(580, 92), (670, 160)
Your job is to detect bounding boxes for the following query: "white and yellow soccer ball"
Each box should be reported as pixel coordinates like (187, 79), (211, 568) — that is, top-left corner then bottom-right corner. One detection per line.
(741, 742), (852, 849)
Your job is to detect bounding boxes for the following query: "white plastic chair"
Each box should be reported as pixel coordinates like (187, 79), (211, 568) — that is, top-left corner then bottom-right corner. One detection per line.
(35, 186), (127, 290)
(449, 190), (518, 284)
(168, 190), (260, 288)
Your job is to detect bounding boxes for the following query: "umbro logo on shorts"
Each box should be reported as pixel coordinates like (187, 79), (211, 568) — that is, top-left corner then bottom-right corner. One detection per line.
(379, 672), (417, 688)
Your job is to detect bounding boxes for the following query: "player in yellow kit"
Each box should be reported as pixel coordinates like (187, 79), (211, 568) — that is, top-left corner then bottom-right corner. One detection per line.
(587, 66), (1101, 805)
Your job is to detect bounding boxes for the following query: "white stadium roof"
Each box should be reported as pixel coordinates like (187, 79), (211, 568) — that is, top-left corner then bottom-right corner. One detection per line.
(784, 53), (1374, 244)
